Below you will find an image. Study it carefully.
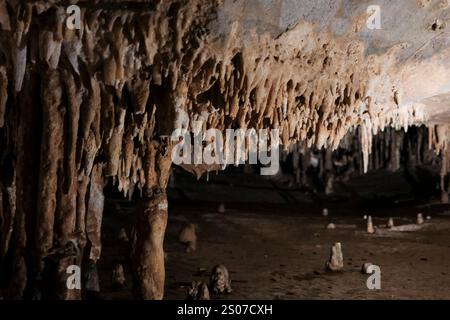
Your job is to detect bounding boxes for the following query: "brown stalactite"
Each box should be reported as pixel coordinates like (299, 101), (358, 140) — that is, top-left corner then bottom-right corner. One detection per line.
(36, 70), (63, 260)
(56, 71), (81, 244)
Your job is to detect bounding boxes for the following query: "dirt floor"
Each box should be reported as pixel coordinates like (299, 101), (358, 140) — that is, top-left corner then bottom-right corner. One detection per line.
(99, 197), (450, 300)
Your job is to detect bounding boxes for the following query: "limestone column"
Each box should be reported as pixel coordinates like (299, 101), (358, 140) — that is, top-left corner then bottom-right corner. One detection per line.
(132, 191), (168, 300)
(132, 139), (172, 300)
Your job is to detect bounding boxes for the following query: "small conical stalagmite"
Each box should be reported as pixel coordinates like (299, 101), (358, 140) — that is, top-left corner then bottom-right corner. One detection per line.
(326, 242), (344, 272)
(387, 217), (394, 228)
(367, 216), (375, 234)
(210, 264), (232, 294)
(326, 223), (335, 230)
(187, 281), (210, 300)
(417, 213), (424, 225)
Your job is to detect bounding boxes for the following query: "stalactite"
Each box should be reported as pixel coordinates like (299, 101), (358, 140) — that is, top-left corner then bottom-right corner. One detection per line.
(360, 116), (373, 174)
(57, 70), (81, 244)
(281, 125), (438, 193)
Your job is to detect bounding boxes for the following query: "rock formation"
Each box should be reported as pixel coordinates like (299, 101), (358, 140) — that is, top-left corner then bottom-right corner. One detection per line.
(0, 0), (449, 299)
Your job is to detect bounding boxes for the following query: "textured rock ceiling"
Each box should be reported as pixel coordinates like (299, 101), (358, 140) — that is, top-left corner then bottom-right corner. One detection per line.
(217, 0), (450, 122)
(0, 0), (449, 196)
(1, 0), (450, 158)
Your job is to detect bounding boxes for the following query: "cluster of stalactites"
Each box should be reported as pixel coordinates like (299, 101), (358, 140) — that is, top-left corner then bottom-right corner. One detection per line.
(0, 0), (431, 198)
(0, 0), (220, 200)
(0, 0), (200, 298)
(280, 125), (437, 192)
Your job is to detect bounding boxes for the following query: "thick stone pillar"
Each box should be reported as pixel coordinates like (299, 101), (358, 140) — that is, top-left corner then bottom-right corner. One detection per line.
(132, 139), (172, 300)
(132, 191), (168, 300)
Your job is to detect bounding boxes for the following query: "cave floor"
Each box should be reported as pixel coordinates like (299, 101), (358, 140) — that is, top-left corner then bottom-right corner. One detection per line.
(99, 200), (450, 300)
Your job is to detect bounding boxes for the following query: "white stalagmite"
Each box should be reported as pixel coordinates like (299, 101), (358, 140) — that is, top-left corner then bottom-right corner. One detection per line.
(388, 217), (394, 228)
(417, 213), (424, 225)
(326, 242), (344, 272)
(367, 216), (375, 234)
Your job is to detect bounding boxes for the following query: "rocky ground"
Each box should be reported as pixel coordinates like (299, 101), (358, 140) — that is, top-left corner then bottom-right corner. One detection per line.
(98, 169), (450, 300)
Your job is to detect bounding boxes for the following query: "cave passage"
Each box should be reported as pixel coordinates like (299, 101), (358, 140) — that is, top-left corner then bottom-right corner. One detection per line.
(1, 0), (450, 300)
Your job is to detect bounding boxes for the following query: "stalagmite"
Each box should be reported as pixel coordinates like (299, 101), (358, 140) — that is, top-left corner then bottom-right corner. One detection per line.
(367, 216), (375, 234)
(417, 213), (424, 225)
(132, 192), (168, 300)
(187, 281), (210, 300)
(326, 242), (344, 272)
(326, 223), (336, 230)
(388, 218), (395, 228)
(210, 264), (232, 294)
